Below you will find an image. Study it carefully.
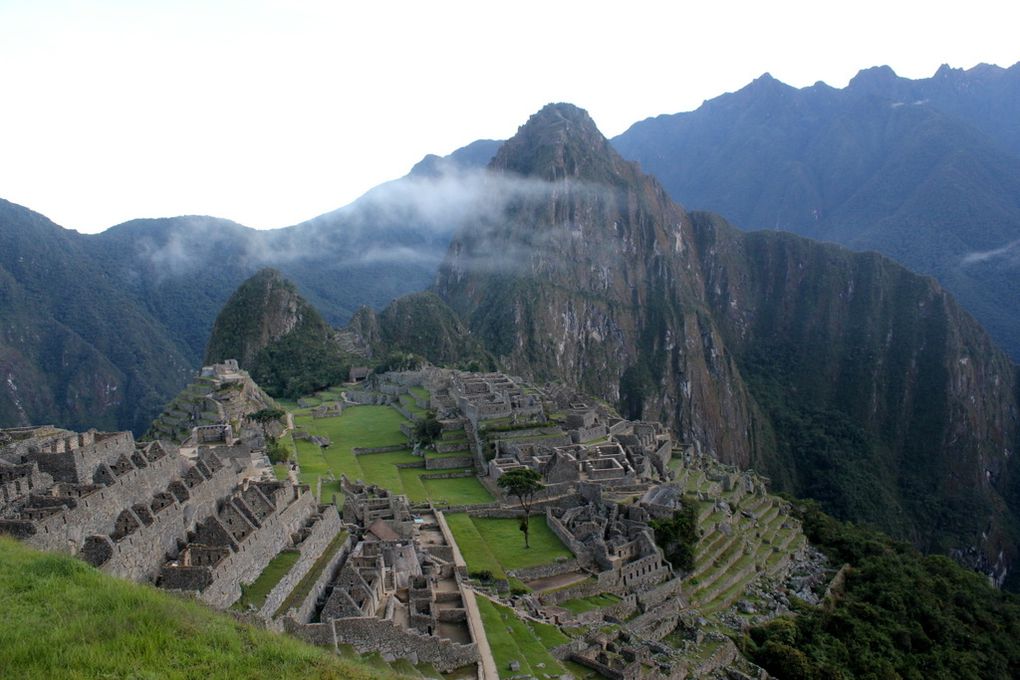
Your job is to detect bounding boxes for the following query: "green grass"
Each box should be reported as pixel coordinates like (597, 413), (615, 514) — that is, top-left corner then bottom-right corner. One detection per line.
(444, 514), (572, 580)
(0, 537), (395, 680)
(273, 463), (291, 481)
(233, 550), (300, 611)
(557, 593), (622, 615)
(290, 405), (491, 505)
(475, 597), (569, 679)
(274, 531), (348, 618)
(408, 386), (429, 401)
(399, 394), (427, 416)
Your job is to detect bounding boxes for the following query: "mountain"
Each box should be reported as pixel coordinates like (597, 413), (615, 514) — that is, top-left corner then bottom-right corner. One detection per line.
(612, 62), (1020, 359)
(0, 199), (193, 435)
(205, 269), (350, 399)
(433, 103), (1020, 586)
(346, 291), (495, 371)
(0, 141), (494, 434)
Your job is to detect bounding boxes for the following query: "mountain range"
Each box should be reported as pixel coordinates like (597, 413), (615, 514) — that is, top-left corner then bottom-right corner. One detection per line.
(428, 103), (1019, 587)
(2, 67), (1020, 587)
(613, 62), (1020, 360)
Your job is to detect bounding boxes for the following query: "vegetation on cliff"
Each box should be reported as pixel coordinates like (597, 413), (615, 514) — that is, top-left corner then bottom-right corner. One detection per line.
(205, 269), (350, 399)
(743, 502), (1020, 679)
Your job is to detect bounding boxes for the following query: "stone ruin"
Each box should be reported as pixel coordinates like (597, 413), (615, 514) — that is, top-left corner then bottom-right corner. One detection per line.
(0, 422), (339, 616)
(288, 503), (484, 674)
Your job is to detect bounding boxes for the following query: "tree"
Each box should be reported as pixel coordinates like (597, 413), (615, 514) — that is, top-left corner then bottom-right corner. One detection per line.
(247, 408), (285, 424)
(496, 468), (544, 548)
(413, 412), (443, 449)
(649, 504), (698, 572)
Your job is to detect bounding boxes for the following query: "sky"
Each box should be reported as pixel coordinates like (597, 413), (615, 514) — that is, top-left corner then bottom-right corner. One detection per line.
(1, 0), (1018, 234)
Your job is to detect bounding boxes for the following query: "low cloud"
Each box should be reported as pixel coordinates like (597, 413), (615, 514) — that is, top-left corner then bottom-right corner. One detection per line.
(136, 165), (612, 276)
(960, 239), (1020, 267)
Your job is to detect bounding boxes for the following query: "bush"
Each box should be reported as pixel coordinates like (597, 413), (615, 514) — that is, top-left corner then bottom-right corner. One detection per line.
(266, 437), (290, 464)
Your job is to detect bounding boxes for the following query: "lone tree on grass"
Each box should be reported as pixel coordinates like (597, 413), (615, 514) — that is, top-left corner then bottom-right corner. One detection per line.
(496, 467), (544, 549)
(413, 412), (443, 449)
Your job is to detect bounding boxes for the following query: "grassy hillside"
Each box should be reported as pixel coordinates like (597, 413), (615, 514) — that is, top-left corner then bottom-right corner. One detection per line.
(0, 537), (399, 680)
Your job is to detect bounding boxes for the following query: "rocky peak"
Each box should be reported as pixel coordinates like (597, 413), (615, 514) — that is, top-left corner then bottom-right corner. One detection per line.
(489, 103), (625, 183)
(848, 64), (900, 90)
(204, 267), (320, 370)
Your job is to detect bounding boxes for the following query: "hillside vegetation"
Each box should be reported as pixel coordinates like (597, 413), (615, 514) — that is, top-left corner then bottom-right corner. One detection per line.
(743, 503), (1020, 679)
(205, 269), (351, 399)
(0, 537), (398, 680)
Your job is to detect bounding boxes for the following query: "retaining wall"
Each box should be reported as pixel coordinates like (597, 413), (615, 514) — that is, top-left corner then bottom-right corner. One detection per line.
(257, 507), (343, 620)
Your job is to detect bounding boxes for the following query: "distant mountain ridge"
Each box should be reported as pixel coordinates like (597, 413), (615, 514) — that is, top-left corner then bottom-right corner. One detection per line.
(612, 61), (1020, 359)
(0, 142), (489, 433)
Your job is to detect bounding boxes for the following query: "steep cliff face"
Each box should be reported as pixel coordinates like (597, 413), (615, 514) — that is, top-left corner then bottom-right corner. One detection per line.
(436, 103), (761, 467)
(434, 103), (1020, 584)
(692, 212), (1020, 579)
(612, 63), (1020, 360)
(346, 292), (493, 370)
(204, 269), (348, 398)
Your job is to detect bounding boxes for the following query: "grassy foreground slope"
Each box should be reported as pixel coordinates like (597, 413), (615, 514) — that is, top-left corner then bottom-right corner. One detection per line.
(0, 537), (398, 680)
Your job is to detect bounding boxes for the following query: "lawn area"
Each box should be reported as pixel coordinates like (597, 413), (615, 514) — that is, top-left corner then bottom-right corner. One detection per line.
(399, 393), (427, 416)
(233, 550), (300, 610)
(272, 464), (290, 481)
(290, 405), (491, 506)
(408, 386), (429, 402)
(444, 514), (572, 580)
(558, 593), (622, 615)
(476, 597), (569, 679)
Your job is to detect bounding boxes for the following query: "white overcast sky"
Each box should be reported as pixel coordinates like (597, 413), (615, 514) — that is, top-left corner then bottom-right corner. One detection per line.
(2, 0), (1018, 234)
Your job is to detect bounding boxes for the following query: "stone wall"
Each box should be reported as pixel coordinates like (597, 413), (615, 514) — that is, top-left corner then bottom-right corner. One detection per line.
(22, 450), (183, 554)
(93, 455), (242, 581)
(330, 617), (479, 672)
(353, 445), (407, 456)
(635, 576), (684, 612)
(284, 620), (336, 648)
(546, 508), (595, 568)
(257, 506), (343, 620)
(391, 404), (417, 422)
(0, 462), (53, 507)
(302, 535), (356, 623)
(164, 487), (318, 609)
(419, 470), (474, 480)
(346, 391), (383, 405)
(434, 440), (470, 454)
(425, 455), (474, 470)
(20, 432), (133, 484)
(626, 598), (684, 641)
(541, 579), (605, 607)
(572, 424), (608, 444)
(507, 558), (581, 582)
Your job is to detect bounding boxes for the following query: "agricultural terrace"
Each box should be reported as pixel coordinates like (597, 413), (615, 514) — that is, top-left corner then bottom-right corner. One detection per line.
(443, 514), (572, 583)
(288, 403), (492, 506)
(474, 597), (571, 679)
